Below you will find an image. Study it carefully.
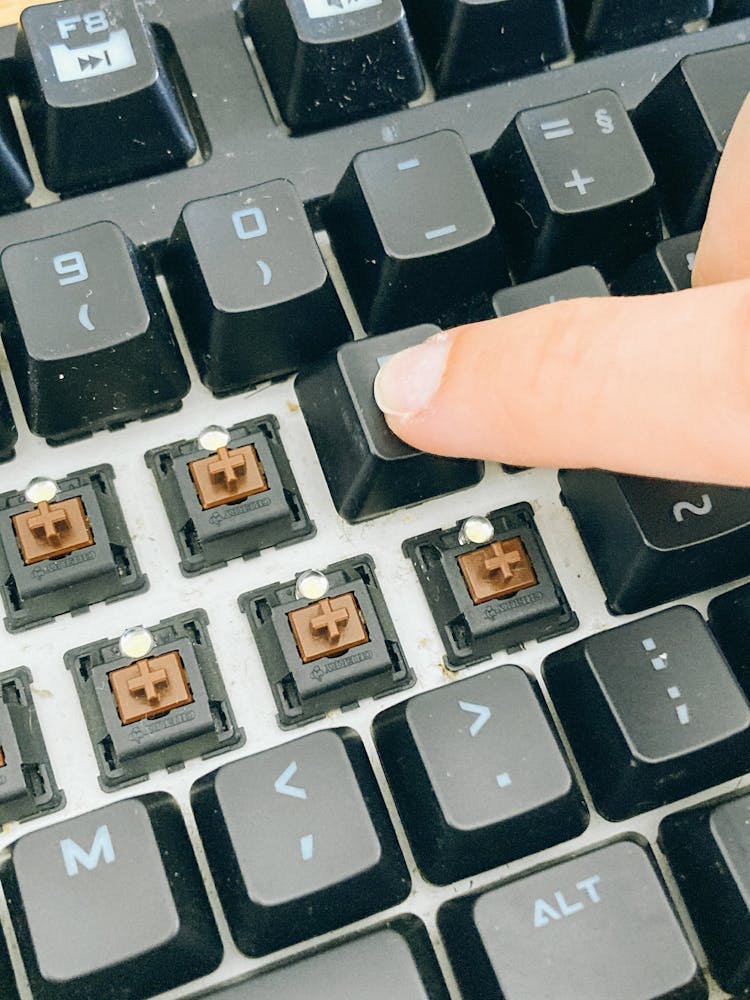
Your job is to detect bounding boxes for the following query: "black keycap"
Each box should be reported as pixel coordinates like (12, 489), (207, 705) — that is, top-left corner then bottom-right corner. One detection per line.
(567, 0), (713, 53)
(708, 581), (750, 696)
(199, 919), (449, 999)
(558, 470), (750, 614)
(167, 180), (351, 396)
(295, 324), (483, 521)
(488, 90), (660, 280)
(0, 99), (32, 212)
(15, 0), (196, 195)
(634, 44), (750, 231)
(716, 0), (750, 16)
(1, 793), (222, 999)
(659, 789), (750, 997)
(328, 131), (505, 333)
(191, 727), (410, 957)
(403, 0), (571, 96)
(374, 665), (587, 884)
(542, 605), (750, 820)
(1, 221), (189, 443)
(617, 231), (700, 294)
(439, 840), (705, 1000)
(245, 0), (424, 132)
(492, 265), (609, 316)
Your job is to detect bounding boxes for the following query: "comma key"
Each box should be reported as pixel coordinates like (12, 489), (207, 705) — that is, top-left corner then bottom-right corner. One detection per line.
(0, 794), (222, 1000)
(439, 840), (705, 1000)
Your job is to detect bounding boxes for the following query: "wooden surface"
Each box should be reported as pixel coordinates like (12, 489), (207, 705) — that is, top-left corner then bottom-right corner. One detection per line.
(0, 1), (46, 27)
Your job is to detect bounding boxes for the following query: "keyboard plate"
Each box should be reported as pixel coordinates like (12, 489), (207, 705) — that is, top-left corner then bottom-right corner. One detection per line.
(0, 7), (747, 999)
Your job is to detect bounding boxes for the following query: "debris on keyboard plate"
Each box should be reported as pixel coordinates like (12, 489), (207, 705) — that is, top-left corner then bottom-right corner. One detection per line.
(239, 555), (412, 728)
(403, 505), (578, 670)
(146, 417), (314, 575)
(65, 610), (244, 790)
(0, 467), (146, 632)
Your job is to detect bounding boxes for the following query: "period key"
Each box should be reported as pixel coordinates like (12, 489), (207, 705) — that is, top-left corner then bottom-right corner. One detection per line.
(0, 793), (222, 999)
(439, 840), (705, 999)
(374, 665), (587, 884)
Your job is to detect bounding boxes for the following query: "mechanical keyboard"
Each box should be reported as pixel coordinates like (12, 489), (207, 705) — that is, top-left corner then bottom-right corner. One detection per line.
(0, 1), (748, 997)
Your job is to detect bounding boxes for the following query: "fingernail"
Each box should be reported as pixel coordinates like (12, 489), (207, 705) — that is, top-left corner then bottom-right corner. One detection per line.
(374, 332), (453, 418)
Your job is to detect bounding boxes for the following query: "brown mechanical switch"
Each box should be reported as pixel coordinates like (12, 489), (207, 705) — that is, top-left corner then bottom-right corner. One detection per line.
(189, 445), (268, 510)
(108, 651), (193, 725)
(0, 747), (5, 768)
(458, 537), (537, 605)
(12, 498), (94, 565)
(288, 593), (369, 663)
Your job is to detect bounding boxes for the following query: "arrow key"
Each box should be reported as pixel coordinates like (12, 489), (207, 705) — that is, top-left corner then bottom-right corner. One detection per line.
(191, 728), (409, 956)
(374, 665), (588, 884)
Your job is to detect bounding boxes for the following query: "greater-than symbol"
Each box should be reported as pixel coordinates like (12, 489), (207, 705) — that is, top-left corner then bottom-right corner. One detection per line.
(458, 700), (492, 737)
(300, 834), (314, 861)
(256, 259), (272, 286)
(274, 761), (307, 799)
(78, 303), (95, 331)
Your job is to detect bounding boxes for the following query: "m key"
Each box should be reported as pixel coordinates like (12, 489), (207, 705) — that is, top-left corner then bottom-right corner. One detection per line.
(0, 793), (222, 999)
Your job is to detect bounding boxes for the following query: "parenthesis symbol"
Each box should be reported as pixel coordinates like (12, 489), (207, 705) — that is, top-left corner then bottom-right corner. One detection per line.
(256, 260), (272, 286)
(672, 494), (712, 523)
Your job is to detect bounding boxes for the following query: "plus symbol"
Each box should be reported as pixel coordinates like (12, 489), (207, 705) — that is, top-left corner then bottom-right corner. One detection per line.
(564, 168), (595, 196)
(311, 598), (350, 642)
(208, 446), (246, 489)
(484, 541), (523, 582)
(128, 660), (169, 704)
(28, 501), (69, 546)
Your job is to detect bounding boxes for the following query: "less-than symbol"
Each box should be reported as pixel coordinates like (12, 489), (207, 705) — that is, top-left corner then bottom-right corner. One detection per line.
(459, 700), (492, 737)
(274, 761), (307, 799)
